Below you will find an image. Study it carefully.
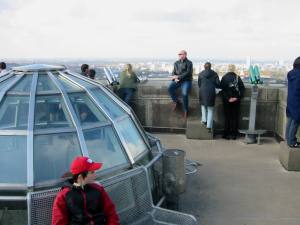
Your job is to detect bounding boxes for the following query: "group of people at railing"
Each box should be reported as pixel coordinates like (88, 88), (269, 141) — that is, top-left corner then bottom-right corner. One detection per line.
(90, 50), (298, 144)
(79, 52), (246, 140)
(80, 63), (139, 106)
(1, 52), (299, 144)
(168, 50), (245, 140)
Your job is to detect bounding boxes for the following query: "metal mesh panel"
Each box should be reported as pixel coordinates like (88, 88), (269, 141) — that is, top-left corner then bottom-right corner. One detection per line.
(152, 207), (198, 225)
(147, 154), (163, 203)
(27, 187), (60, 225)
(28, 167), (198, 225)
(101, 167), (153, 224)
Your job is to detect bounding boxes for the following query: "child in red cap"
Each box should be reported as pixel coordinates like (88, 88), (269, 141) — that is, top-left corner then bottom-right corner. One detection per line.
(52, 156), (120, 225)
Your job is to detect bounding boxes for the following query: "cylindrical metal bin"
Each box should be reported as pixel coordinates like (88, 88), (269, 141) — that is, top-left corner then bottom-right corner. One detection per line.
(162, 149), (186, 195)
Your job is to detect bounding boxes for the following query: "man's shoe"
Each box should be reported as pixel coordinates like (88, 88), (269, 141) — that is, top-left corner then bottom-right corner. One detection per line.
(289, 142), (300, 148)
(201, 121), (207, 126)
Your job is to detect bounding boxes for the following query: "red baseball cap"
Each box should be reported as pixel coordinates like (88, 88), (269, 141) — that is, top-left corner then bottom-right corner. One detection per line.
(70, 156), (103, 175)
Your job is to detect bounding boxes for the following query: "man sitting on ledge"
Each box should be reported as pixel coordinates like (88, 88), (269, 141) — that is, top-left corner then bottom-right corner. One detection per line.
(168, 50), (193, 119)
(52, 156), (120, 225)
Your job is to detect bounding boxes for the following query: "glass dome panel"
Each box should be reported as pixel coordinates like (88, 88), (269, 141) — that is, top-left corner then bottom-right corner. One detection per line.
(35, 95), (74, 129)
(0, 135), (27, 184)
(34, 132), (81, 184)
(83, 126), (128, 170)
(36, 74), (59, 93)
(9, 75), (32, 93)
(0, 64), (153, 190)
(0, 76), (17, 90)
(65, 73), (97, 89)
(91, 89), (126, 119)
(0, 96), (29, 130)
(115, 116), (148, 159)
(68, 93), (108, 126)
(57, 75), (83, 92)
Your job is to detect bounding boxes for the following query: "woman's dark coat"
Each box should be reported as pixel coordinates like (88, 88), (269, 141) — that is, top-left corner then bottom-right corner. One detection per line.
(198, 69), (220, 106)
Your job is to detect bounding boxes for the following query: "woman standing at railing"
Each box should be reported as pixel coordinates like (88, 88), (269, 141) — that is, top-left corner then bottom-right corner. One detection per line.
(221, 64), (245, 140)
(198, 62), (220, 132)
(117, 64), (139, 106)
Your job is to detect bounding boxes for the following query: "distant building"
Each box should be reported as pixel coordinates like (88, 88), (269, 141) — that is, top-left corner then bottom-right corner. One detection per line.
(246, 56), (251, 68)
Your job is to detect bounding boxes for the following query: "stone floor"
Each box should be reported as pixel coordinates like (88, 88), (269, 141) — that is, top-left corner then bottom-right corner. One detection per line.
(155, 134), (300, 225)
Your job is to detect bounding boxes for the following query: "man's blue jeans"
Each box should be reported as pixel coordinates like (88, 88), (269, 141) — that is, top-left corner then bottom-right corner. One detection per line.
(285, 117), (300, 146)
(168, 80), (192, 112)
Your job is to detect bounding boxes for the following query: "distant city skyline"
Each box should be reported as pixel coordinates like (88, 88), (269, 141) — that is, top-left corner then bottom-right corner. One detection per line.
(0, 0), (300, 61)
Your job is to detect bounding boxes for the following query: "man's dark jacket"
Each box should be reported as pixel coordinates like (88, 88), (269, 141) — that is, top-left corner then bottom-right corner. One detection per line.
(286, 68), (300, 122)
(198, 69), (220, 106)
(172, 58), (193, 82)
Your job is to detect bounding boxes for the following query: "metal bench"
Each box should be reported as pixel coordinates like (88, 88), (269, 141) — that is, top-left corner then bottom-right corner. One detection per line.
(27, 166), (198, 225)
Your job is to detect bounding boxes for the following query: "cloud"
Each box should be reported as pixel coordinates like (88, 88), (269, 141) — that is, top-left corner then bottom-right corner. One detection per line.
(0, 0), (300, 60)
(134, 8), (202, 24)
(0, 0), (35, 13)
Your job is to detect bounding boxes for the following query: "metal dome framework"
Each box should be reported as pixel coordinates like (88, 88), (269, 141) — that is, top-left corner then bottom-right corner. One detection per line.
(0, 64), (151, 191)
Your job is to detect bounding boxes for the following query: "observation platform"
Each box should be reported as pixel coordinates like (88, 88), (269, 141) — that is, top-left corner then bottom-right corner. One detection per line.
(157, 134), (300, 225)
(1, 76), (300, 225)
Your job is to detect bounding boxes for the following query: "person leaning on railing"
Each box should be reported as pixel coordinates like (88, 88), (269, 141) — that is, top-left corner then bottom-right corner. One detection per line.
(117, 64), (138, 106)
(81, 64), (89, 77)
(88, 68), (96, 79)
(220, 64), (245, 140)
(52, 156), (120, 225)
(198, 62), (220, 132)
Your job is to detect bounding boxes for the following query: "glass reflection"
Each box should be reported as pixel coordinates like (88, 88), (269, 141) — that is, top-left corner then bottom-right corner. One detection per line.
(0, 136), (26, 184)
(69, 93), (107, 126)
(10, 75), (32, 93)
(0, 96), (29, 129)
(36, 74), (59, 93)
(35, 95), (73, 129)
(91, 89), (126, 119)
(34, 133), (81, 183)
(115, 116), (148, 159)
(83, 126), (128, 170)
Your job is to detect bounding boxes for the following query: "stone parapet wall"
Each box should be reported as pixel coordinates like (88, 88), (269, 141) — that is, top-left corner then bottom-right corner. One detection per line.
(126, 80), (298, 139)
(276, 88), (300, 139)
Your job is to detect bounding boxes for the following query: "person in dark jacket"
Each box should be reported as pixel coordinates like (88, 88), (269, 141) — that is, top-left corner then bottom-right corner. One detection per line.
(221, 64), (245, 140)
(88, 68), (96, 79)
(168, 50), (193, 119)
(81, 64), (89, 77)
(0, 62), (7, 75)
(285, 57), (300, 148)
(52, 156), (120, 225)
(198, 62), (220, 130)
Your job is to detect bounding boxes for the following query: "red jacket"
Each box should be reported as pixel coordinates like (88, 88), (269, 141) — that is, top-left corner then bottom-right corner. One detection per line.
(52, 181), (120, 225)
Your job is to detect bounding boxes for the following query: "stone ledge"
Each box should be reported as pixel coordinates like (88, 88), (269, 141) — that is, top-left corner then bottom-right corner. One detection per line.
(279, 141), (300, 171)
(186, 119), (213, 140)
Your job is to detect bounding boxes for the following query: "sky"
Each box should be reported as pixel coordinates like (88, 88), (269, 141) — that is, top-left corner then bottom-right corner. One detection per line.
(0, 0), (299, 61)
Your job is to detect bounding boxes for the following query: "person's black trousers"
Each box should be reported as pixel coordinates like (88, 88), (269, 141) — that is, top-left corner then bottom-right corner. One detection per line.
(223, 101), (240, 137)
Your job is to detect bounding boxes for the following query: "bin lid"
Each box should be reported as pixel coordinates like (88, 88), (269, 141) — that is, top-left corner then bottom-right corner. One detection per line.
(163, 149), (185, 157)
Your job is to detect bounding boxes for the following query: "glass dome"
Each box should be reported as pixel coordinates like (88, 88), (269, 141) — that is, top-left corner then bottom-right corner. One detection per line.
(0, 64), (151, 190)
